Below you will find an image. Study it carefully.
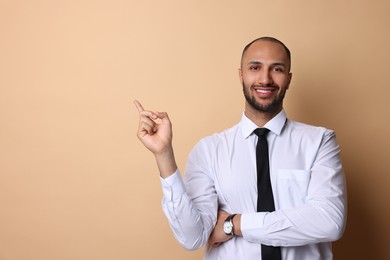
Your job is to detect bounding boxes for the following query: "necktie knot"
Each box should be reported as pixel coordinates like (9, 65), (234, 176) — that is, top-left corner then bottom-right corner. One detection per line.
(254, 128), (270, 137)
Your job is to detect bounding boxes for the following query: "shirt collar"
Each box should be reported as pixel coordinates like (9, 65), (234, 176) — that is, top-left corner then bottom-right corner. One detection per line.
(240, 109), (287, 139)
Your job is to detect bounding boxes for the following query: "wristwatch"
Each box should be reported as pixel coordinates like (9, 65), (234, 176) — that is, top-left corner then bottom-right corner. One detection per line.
(223, 214), (237, 236)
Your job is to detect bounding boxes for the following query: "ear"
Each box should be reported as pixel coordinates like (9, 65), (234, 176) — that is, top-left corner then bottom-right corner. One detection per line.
(286, 72), (292, 89)
(238, 68), (243, 84)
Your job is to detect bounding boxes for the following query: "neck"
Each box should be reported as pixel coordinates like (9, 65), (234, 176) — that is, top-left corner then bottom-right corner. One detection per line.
(244, 103), (282, 127)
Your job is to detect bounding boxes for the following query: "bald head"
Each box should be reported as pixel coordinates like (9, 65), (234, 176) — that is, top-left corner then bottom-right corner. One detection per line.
(241, 37), (291, 72)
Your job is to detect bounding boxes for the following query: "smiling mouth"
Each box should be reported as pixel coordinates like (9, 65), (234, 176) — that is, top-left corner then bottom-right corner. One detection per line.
(256, 89), (274, 93)
(253, 86), (277, 98)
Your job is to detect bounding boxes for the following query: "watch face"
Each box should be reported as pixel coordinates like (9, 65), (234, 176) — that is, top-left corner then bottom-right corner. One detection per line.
(223, 221), (232, 234)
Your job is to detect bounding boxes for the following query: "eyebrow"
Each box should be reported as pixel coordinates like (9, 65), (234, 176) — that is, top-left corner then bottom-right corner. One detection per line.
(247, 61), (287, 67)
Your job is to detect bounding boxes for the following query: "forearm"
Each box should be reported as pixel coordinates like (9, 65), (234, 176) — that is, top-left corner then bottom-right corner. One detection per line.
(239, 198), (345, 246)
(228, 197), (344, 247)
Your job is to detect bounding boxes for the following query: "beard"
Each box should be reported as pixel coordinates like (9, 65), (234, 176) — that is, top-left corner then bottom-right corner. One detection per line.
(242, 82), (287, 113)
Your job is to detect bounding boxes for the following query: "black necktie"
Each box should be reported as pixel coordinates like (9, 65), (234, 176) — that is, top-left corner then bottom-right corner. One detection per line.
(254, 128), (281, 260)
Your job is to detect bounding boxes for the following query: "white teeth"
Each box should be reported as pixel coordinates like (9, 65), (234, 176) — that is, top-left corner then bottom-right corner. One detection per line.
(256, 89), (271, 93)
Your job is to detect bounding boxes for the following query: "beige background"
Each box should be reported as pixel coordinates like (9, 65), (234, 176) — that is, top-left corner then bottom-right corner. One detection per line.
(1, 0), (389, 259)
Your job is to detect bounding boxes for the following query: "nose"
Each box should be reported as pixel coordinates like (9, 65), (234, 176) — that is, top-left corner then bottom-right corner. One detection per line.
(257, 69), (273, 85)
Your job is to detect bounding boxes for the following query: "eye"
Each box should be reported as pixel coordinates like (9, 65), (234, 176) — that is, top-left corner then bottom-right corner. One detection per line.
(250, 65), (260, 71)
(272, 67), (284, 72)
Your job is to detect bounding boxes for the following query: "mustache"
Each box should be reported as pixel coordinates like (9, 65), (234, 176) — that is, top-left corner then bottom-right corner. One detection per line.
(252, 83), (279, 88)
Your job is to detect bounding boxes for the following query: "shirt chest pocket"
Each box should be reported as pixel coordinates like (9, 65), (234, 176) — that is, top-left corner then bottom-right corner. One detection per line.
(275, 169), (311, 209)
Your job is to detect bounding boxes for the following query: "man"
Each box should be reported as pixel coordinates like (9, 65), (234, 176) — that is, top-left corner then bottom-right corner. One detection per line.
(134, 37), (346, 260)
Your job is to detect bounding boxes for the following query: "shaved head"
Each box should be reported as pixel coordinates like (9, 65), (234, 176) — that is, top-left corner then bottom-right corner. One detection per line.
(241, 37), (291, 72)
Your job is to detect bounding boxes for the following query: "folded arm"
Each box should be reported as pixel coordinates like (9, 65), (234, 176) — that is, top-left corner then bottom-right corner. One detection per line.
(209, 130), (347, 247)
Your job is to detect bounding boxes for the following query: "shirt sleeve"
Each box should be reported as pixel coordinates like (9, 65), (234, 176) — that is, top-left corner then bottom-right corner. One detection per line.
(241, 130), (347, 247)
(160, 139), (218, 250)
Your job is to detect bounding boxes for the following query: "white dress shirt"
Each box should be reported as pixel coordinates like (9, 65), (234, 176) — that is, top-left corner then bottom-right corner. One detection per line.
(160, 110), (346, 260)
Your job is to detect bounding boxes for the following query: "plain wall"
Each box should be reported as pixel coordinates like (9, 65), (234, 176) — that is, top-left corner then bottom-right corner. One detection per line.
(1, 0), (389, 259)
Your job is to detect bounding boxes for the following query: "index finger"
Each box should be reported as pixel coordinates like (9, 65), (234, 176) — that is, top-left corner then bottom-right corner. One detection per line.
(133, 100), (144, 112)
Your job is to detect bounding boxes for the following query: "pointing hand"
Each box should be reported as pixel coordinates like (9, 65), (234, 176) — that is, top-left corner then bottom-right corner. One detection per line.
(134, 100), (173, 156)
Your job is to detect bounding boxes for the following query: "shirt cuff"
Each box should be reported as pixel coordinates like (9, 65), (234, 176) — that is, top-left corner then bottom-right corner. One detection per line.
(160, 169), (186, 202)
(241, 212), (268, 243)
(241, 212), (292, 246)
